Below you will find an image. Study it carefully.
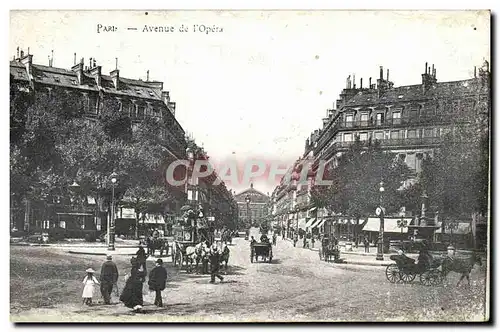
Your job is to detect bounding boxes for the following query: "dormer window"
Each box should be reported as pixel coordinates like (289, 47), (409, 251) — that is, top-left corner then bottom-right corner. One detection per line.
(53, 77), (60, 83)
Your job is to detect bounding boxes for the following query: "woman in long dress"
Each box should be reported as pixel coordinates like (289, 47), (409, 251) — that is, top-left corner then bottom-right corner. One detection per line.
(82, 268), (99, 306)
(119, 257), (146, 312)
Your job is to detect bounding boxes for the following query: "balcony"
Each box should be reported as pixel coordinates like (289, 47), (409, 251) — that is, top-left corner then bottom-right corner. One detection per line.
(339, 116), (446, 131)
(319, 137), (443, 160)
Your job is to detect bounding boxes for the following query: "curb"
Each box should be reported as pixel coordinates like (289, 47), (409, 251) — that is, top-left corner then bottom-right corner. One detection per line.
(68, 250), (136, 256)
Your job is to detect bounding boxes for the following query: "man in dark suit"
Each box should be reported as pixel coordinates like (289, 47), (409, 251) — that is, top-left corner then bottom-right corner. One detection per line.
(100, 254), (119, 304)
(148, 259), (168, 307)
(209, 245), (224, 283)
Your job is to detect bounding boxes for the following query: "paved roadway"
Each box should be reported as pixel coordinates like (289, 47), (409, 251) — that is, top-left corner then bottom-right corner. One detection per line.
(11, 236), (488, 322)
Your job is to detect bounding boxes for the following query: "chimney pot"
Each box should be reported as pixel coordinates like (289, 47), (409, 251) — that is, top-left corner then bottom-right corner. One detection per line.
(369, 77), (372, 87)
(360, 78), (363, 89)
(474, 66), (477, 78)
(379, 66), (383, 80)
(387, 69), (389, 81)
(425, 62), (428, 74)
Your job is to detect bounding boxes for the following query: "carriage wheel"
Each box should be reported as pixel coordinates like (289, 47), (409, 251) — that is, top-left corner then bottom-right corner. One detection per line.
(420, 270), (437, 286)
(178, 251), (184, 269)
(420, 269), (442, 286)
(400, 271), (416, 283)
(385, 264), (400, 283)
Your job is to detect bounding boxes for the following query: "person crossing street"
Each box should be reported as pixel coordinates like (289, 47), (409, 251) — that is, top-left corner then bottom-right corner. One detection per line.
(209, 244), (224, 284)
(99, 254), (119, 305)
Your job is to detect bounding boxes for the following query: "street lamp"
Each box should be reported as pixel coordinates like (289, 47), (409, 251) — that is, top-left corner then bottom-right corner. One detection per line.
(108, 171), (118, 251)
(245, 195), (251, 228)
(376, 181), (385, 261)
(446, 220), (459, 247)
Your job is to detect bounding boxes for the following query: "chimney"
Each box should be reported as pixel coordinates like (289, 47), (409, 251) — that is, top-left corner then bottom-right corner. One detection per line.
(161, 91), (170, 104)
(474, 66), (477, 78)
(387, 69), (389, 81)
(322, 117), (329, 127)
(110, 69), (120, 89)
(353, 74), (356, 89)
(379, 66), (383, 80)
(369, 77), (372, 88)
(71, 58), (84, 84)
(360, 78), (363, 89)
(20, 52), (33, 80)
(421, 62), (437, 92)
(168, 102), (176, 116)
(16, 47), (19, 59)
(90, 65), (102, 87)
(73, 53), (76, 65)
(146, 70), (150, 82)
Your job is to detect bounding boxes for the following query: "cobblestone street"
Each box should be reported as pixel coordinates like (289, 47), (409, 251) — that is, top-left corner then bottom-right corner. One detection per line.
(11, 237), (488, 322)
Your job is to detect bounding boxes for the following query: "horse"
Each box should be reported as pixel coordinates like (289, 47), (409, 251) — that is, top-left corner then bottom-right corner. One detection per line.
(184, 242), (208, 273)
(441, 251), (483, 287)
(220, 245), (230, 269)
(145, 237), (168, 257)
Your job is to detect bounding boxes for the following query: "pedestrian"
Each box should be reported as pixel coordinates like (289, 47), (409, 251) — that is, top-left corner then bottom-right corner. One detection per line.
(303, 235), (307, 248)
(120, 257), (146, 312)
(99, 254), (119, 305)
(293, 233), (298, 247)
(311, 235), (315, 248)
(364, 236), (370, 253)
(209, 244), (224, 283)
(250, 236), (257, 246)
(82, 268), (99, 306)
(136, 245), (148, 277)
(272, 233), (277, 246)
(148, 259), (168, 307)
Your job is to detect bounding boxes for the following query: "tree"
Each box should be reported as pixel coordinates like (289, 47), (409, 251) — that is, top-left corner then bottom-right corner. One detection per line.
(311, 138), (411, 244)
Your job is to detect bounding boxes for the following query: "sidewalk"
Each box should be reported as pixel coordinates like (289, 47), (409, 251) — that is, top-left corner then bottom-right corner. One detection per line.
(284, 237), (393, 267)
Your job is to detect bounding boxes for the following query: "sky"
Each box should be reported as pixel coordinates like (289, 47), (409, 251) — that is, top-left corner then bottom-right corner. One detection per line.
(9, 10), (490, 195)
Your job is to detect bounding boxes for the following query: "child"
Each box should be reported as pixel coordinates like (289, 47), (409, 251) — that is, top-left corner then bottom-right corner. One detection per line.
(82, 268), (99, 306)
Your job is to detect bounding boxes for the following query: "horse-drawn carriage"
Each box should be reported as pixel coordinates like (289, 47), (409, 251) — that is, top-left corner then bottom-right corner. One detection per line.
(251, 242), (273, 263)
(319, 237), (343, 263)
(385, 254), (443, 286)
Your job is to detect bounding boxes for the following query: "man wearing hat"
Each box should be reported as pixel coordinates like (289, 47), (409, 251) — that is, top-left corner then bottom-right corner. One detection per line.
(148, 259), (168, 307)
(209, 244), (224, 284)
(100, 254), (119, 305)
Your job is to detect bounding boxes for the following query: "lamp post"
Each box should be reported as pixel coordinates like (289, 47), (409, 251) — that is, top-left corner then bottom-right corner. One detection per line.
(108, 172), (118, 251)
(376, 181), (385, 261)
(245, 195), (251, 228)
(446, 220), (459, 247)
(69, 181), (81, 230)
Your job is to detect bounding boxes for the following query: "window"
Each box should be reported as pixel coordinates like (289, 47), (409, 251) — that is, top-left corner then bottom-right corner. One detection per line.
(374, 131), (384, 140)
(137, 106), (145, 119)
(424, 128), (434, 137)
(409, 109), (419, 122)
(376, 113), (384, 126)
(345, 114), (353, 128)
(344, 133), (353, 142)
(390, 130), (401, 140)
(360, 113), (369, 127)
(407, 129), (418, 138)
(392, 111), (401, 125)
(406, 153), (416, 170)
(359, 132), (368, 141)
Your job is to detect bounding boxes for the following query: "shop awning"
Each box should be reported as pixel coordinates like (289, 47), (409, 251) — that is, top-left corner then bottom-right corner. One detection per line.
(305, 218), (316, 228)
(362, 218), (411, 233)
(435, 222), (471, 234)
(310, 218), (322, 228)
(315, 219), (325, 228)
(138, 213), (165, 224)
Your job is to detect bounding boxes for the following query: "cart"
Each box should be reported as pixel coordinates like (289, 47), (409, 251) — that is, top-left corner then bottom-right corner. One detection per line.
(251, 242), (273, 263)
(385, 254), (443, 286)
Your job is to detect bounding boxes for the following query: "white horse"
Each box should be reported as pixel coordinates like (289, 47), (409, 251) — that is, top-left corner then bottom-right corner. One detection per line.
(184, 242), (209, 273)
